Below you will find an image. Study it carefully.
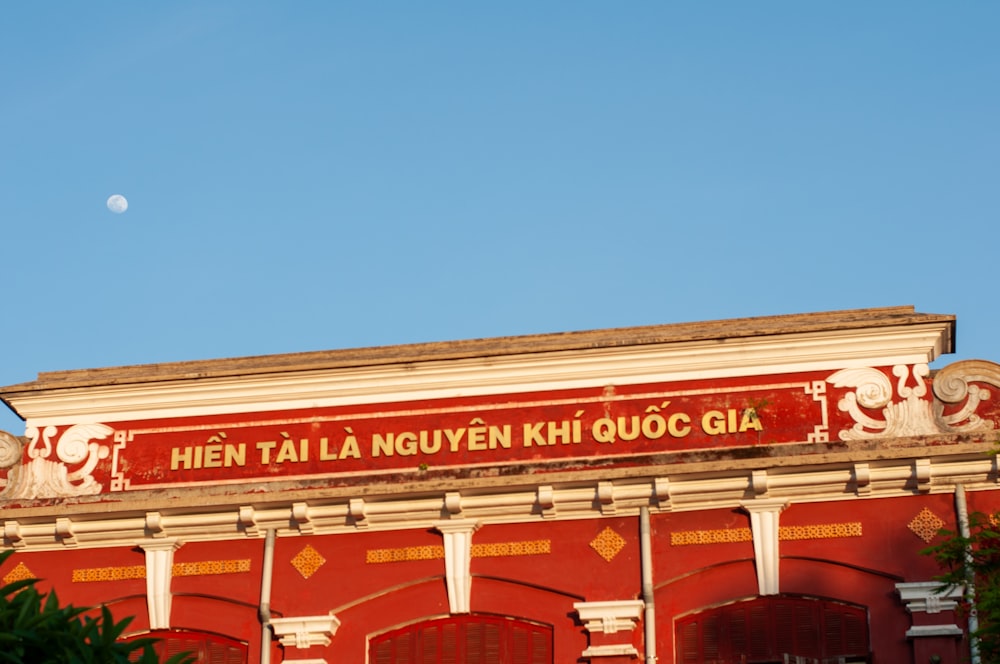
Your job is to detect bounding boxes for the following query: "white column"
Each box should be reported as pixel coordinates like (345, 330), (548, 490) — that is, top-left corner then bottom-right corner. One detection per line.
(434, 519), (481, 614)
(139, 538), (183, 630)
(740, 499), (787, 596)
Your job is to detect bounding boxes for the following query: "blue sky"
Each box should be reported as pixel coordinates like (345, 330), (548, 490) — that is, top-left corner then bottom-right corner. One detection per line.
(1, 3), (997, 433)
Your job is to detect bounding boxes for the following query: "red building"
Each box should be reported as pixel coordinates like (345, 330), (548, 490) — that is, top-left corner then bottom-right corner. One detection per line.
(0, 306), (997, 663)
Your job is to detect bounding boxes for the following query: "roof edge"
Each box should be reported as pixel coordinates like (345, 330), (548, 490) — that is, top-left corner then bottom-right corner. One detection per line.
(1, 306), (954, 395)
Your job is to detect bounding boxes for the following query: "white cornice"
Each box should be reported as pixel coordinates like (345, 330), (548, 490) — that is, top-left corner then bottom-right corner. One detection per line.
(7, 324), (950, 427)
(2, 451), (994, 552)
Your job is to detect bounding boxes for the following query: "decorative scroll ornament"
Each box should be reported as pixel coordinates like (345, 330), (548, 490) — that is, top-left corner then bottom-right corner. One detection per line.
(828, 361), (999, 441)
(931, 360), (1000, 433)
(0, 424), (114, 499)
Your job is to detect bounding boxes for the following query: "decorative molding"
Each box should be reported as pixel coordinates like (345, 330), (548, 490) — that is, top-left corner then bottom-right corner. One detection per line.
(853, 463), (871, 496)
(349, 498), (367, 527)
(575, 600), (643, 660)
(291, 502), (314, 535)
(597, 481), (616, 515)
(0, 431), (22, 474)
(804, 380), (830, 443)
(897, 581), (963, 614)
(270, 613), (340, 649)
(905, 624), (964, 638)
(434, 519), (481, 614)
(896, 582), (966, 639)
(933, 360), (1000, 432)
(653, 477), (671, 509)
(3, 520), (25, 549)
(8, 324), (952, 427)
(741, 499), (788, 596)
(830, 361), (1000, 442)
(239, 505), (258, 537)
(537, 485), (556, 519)
(581, 644), (640, 658)
(574, 600), (644, 634)
(2, 455), (997, 552)
(0, 424), (113, 499)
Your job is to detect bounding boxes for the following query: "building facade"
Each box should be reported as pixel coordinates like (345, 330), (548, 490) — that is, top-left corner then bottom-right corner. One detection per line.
(0, 306), (997, 663)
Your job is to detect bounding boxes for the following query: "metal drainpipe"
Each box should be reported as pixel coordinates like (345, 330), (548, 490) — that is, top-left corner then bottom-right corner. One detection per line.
(955, 484), (981, 664)
(640, 507), (657, 663)
(259, 529), (276, 664)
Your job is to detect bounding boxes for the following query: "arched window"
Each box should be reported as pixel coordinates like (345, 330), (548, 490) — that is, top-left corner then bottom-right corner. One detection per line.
(124, 629), (247, 663)
(370, 614), (552, 664)
(675, 596), (870, 664)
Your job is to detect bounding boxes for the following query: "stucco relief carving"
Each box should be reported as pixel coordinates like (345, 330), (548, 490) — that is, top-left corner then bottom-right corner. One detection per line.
(828, 361), (1000, 441)
(0, 424), (114, 499)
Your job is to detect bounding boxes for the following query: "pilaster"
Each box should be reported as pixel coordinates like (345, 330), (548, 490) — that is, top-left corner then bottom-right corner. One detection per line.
(741, 499), (788, 596)
(138, 538), (183, 630)
(434, 519), (481, 614)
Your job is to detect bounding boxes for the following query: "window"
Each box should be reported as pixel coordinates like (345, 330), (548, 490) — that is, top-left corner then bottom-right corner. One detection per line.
(675, 596), (870, 664)
(370, 614), (552, 664)
(125, 630), (247, 664)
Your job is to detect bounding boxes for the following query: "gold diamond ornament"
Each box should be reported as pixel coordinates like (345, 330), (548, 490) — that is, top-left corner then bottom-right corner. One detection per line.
(909, 508), (946, 543)
(3, 562), (35, 586)
(291, 544), (327, 579)
(590, 527), (626, 562)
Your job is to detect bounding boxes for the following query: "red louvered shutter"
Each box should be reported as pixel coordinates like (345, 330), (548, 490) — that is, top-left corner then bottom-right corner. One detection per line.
(675, 597), (870, 664)
(794, 600), (820, 658)
(748, 603), (770, 660)
(370, 615), (553, 664)
(441, 621), (458, 664)
(375, 639), (395, 664)
(679, 620), (700, 663)
(529, 627), (550, 664)
(124, 630), (248, 663)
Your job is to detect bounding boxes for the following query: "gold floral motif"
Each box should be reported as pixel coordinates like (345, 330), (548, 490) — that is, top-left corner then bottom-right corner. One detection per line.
(291, 544), (327, 579)
(72, 565), (146, 583)
(4, 562), (36, 585)
(366, 545), (445, 564)
(780, 522), (863, 540)
(590, 527), (626, 562)
(365, 540), (553, 564)
(71, 560), (250, 583)
(670, 522), (863, 546)
(173, 559), (251, 577)
(671, 528), (752, 546)
(471, 540), (551, 557)
(909, 508), (946, 543)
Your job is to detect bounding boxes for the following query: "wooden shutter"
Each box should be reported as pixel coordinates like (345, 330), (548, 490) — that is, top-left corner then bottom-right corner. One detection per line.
(370, 615), (552, 664)
(675, 596), (870, 663)
(125, 630), (247, 664)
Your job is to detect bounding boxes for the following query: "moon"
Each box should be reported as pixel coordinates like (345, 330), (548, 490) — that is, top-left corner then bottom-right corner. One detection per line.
(106, 194), (128, 214)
